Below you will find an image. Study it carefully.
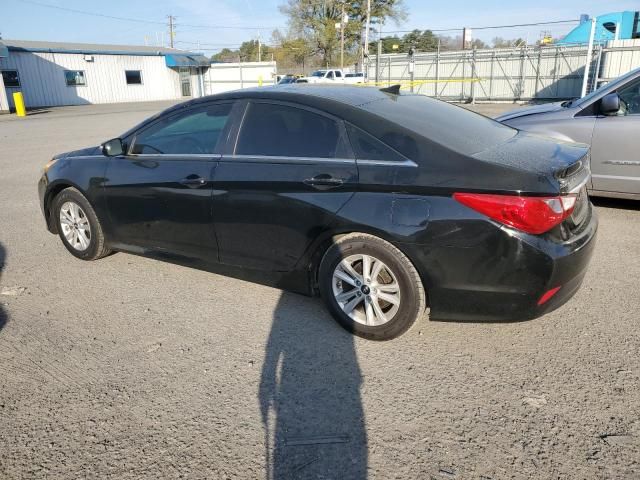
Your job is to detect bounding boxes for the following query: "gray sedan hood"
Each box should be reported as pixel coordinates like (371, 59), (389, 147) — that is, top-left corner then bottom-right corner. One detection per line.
(496, 101), (568, 122)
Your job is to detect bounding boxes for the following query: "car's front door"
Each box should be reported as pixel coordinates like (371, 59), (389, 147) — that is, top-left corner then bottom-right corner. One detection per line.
(103, 101), (238, 261)
(212, 100), (358, 271)
(590, 76), (640, 195)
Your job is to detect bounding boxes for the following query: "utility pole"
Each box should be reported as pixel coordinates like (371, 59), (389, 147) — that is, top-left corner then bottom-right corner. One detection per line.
(167, 15), (176, 48)
(375, 22), (383, 84)
(363, 0), (371, 79)
(258, 36), (262, 62)
(340, 4), (345, 70)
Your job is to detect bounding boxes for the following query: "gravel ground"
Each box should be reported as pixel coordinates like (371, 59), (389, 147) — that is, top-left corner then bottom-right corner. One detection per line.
(0, 101), (638, 479)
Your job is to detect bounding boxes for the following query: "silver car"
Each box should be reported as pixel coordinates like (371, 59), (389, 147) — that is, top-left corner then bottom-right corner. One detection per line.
(496, 67), (640, 200)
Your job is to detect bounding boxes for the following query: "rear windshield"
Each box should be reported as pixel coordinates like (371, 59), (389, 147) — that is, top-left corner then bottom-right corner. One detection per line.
(361, 94), (516, 155)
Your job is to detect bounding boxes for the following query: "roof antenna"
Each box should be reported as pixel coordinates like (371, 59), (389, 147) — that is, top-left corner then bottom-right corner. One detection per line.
(379, 84), (401, 95)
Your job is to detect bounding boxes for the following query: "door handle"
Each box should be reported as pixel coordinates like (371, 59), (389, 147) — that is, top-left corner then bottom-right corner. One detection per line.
(180, 175), (207, 188)
(303, 174), (344, 189)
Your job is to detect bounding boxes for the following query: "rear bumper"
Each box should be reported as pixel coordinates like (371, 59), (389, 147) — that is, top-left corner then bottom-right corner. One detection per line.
(401, 206), (598, 322)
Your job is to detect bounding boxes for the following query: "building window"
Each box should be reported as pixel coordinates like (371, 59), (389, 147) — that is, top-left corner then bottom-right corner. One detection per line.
(65, 70), (86, 86)
(1, 70), (20, 87)
(125, 70), (142, 85)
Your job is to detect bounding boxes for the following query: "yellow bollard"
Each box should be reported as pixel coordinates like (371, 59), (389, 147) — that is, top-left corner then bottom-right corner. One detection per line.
(13, 92), (26, 117)
(258, 75), (263, 87)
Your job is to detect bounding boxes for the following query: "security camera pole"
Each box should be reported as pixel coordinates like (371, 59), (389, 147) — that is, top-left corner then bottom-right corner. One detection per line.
(408, 44), (415, 92)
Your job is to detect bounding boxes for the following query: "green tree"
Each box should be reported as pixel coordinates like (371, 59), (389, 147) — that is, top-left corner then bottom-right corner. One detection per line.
(211, 40), (274, 63)
(238, 39), (272, 62)
(211, 48), (239, 62)
(280, 0), (406, 65)
(469, 38), (488, 49)
(401, 29), (439, 51)
(492, 37), (527, 48)
(274, 36), (316, 72)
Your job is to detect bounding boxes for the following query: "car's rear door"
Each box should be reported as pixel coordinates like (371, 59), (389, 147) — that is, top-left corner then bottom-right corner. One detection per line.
(590, 76), (640, 195)
(212, 100), (358, 271)
(103, 101), (239, 261)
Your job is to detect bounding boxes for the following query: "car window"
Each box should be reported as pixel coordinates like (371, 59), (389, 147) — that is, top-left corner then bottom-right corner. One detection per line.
(236, 102), (343, 158)
(618, 77), (640, 115)
(335, 71), (342, 78)
(362, 94), (516, 156)
(575, 68), (640, 107)
(327, 71), (335, 79)
(131, 103), (233, 155)
(346, 124), (407, 162)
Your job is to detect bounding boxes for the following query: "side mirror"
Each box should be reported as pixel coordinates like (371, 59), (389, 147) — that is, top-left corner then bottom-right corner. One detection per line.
(101, 138), (124, 157)
(600, 93), (620, 115)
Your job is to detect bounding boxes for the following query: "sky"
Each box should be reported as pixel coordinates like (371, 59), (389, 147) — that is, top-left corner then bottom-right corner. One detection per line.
(1, 0), (639, 53)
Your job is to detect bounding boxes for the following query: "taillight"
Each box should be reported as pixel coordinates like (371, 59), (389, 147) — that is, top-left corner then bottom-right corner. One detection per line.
(453, 192), (577, 235)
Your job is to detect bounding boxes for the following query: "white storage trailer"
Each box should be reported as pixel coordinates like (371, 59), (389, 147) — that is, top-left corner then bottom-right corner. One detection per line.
(0, 39), (210, 112)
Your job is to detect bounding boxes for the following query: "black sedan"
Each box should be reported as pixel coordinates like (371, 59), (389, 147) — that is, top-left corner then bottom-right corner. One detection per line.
(38, 85), (597, 340)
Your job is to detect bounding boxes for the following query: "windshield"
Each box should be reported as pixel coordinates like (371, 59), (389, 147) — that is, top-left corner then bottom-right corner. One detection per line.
(311, 70), (326, 77)
(574, 67), (640, 107)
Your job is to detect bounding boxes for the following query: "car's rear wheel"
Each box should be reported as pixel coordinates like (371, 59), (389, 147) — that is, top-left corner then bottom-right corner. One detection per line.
(319, 233), (426, 340)
(53, 187), (111, 260)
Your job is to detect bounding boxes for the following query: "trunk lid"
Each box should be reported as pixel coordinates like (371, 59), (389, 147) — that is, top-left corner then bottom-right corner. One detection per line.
(472, 131), (590, 195)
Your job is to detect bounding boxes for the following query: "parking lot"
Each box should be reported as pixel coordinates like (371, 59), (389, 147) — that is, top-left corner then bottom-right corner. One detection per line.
(0, 101), (638, 479)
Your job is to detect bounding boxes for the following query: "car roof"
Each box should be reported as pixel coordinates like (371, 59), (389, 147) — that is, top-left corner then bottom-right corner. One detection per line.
(123, 85), (395, 139)
(137, 85), (516, 158)
(190, 84), (396, 109)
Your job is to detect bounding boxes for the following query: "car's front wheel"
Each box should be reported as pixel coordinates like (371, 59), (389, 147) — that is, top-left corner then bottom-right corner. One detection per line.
(319, 233), (426, 340)
(53, 187), (111, 261)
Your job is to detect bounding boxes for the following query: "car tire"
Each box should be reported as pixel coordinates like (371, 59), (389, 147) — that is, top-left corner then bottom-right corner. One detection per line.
(53, 187), (111, 261)
(318, 233), (426, 340)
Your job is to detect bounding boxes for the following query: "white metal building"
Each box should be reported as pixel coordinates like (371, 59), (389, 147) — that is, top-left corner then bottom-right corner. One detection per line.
(0, 39), (210, 112)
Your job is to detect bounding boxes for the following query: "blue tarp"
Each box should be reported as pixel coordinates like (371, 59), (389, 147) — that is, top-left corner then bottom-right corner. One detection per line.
(165, 54), (210, 68)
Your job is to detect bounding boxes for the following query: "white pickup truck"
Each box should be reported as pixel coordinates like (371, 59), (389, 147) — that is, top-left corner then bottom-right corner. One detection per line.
(296, 69), (345, 84)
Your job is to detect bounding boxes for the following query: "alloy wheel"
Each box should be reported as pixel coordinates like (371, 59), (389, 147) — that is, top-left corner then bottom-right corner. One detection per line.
(332, 254), (401, 326)
(59, 201), (91, 251)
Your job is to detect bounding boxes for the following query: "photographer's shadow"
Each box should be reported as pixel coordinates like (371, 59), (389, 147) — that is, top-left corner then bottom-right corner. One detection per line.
(0, 242), (7, 332)
(259, 292), (367, 479)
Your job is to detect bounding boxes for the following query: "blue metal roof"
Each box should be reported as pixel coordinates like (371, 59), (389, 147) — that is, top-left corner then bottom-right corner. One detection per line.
(165, 54), (211, 68)
(0, 41), (8, 58)
(559, 11), (639, 44)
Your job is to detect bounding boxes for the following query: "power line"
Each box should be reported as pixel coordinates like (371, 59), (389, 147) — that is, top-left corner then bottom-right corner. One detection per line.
(175, 41), (245, 47)
(14, 0), (279, 30)
(383, 19), (579, 34)
(175, 22), (276, 31)
(16, 0), (165, 25)
(472, 19), (579, 30)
